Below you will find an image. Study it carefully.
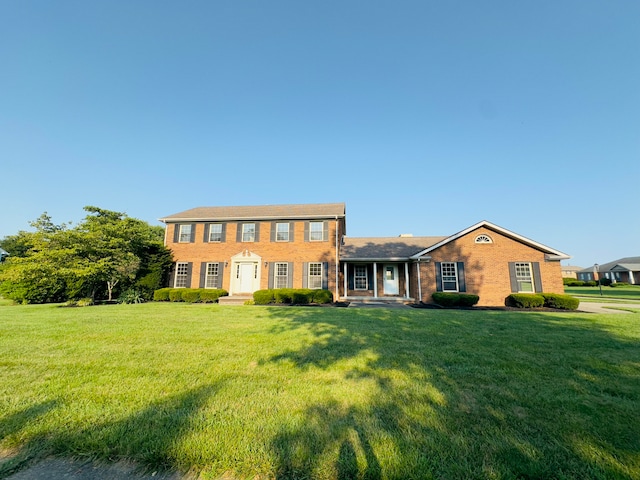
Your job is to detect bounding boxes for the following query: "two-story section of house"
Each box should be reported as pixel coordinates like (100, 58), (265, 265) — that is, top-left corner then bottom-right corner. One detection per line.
(159, 203), (346, 298)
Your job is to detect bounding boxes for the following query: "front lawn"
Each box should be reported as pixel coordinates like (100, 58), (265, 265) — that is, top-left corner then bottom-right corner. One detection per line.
(564, 285), (640, 303)
(0, 303), (638, 479)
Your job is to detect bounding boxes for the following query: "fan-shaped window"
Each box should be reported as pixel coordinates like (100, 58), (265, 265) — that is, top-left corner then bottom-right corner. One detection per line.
(475, 234), (493, 244)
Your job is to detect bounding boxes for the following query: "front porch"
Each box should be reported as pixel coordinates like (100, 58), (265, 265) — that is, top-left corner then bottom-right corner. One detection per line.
(340, 261), (414, 301)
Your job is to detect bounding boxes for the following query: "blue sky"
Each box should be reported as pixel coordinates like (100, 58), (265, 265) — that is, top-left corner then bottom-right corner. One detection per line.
(1, 1), (638, 268)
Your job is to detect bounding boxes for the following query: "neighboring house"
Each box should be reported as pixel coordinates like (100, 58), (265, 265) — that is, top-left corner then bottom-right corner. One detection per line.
(561, 265), (583, 279)
(0, 247), (8, 262)
(160, 203), (570, 306)
(577, 257), (640, 284)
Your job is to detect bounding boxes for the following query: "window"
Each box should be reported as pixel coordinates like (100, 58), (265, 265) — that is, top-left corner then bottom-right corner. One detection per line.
(178, 224), (192, 243)
(174, 262), (189, 288)
(208, 224), (223, 242)
(276, 222), (289, 242)
(515, 262), (534, 292)
(354, 265), (368, 290)
(275, 262), (289, 289)
(205, 263), (220, 288)
(441, 262), (459, 292)
(475, 234), (492, 244)
(242, 223), (256, 242)
(309, 221), (324, 241)
(308, 262), (323, 289)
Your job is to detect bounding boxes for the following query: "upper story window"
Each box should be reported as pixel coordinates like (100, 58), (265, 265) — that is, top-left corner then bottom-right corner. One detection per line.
(242, 223), (256, 242)
(475, 234), (493, 244)
(178, 224), (193, 243)
(276, 222), (290, 242)
(208, 224), (223, 242)
(309, 221), (324, 241)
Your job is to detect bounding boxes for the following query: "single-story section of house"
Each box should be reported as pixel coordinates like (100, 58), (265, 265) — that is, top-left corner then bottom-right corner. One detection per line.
(577, 257), (640, 284)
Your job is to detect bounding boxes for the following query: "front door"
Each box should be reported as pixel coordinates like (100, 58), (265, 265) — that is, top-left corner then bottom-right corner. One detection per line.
(383, 264), (399, 295)
(238, 263), (256, 293)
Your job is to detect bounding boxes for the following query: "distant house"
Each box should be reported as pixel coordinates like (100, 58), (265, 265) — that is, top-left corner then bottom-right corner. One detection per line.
(578, 257), (640, 284)
(561, 265), (584, 279)
(159, 203), (571, 306)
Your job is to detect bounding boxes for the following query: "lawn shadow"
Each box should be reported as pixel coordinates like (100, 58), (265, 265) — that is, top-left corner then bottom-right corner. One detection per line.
(1, 383), (222, 478)
(262, 307), (640, 479)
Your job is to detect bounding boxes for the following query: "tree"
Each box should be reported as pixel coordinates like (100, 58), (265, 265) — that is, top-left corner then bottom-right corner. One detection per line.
(0, 207), (172, 303)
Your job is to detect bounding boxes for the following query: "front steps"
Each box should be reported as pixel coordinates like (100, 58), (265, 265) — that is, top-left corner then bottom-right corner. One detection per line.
(218, 295), (253, 306)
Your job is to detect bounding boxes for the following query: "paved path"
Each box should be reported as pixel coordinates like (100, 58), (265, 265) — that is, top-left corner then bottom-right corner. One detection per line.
(576, 302), (640, 314)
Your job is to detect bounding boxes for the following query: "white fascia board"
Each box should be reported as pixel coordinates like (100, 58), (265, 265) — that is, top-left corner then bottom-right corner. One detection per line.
(410, 220), (571, 259)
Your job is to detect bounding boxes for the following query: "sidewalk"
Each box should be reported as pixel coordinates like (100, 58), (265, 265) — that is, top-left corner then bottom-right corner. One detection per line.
(577, 302), (640, 314)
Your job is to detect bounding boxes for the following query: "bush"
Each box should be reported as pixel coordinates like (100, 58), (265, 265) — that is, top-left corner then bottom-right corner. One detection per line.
(566, 280), (585, 287)
(600, 278), (613, 286)
(200, 289), (228, 303)
(274, 288), (294, 304)
(118, 289), (146, 304)
(584, 281), (597, 287)
(432, 292), (480, 308)
(153, 288), (172, 301)
(76, 298), (94, 307)
(610, 282), (629, 288)
(541, 293), (580, 310)
(253, 290), (275, 305)
(505, 293), (545, 308)
(292, 290), (312, 305)
(181, 289), (202, 303)
(169, 289), (184, 302)
(312, 289), (334, 304)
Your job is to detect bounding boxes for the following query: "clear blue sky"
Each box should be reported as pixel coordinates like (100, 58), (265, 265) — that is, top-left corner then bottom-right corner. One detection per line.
(1, 1), (638, 268)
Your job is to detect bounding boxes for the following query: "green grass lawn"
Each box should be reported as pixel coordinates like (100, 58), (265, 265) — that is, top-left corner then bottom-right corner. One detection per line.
(564, 285), (640, 303)
(0, 303), (639, 479)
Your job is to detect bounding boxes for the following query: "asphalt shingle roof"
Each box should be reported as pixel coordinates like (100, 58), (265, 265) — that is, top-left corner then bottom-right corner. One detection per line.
(160, 203), (346, 222)
(341, 236), (447, 260)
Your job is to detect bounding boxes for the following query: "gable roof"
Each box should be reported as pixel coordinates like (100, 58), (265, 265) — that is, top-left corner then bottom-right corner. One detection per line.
(341, 236), (447, 261)
(410, 220), (571, 260)
(159, 203), (346, 222)
(579, 256), (640, 273)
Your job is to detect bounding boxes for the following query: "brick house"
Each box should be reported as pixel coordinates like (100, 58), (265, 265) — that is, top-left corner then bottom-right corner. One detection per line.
(160, 203), (570, 306)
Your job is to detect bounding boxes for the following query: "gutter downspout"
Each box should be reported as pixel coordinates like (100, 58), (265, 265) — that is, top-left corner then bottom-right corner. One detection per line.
(417, 259), (422, 301)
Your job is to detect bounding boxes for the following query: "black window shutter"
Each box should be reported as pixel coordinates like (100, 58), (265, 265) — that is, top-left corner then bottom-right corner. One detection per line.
(185, 262), (193, 288)
(508, 262), (518, 292)
(236, 223), (242, 242)
(173, 224), (180, 243)
(348, 265), (354, 290)
(169, 264), (176, 287)
(190, 224), (196, 243)
(304, 222), (310, 242)
(268, 263), (274, 289)
(255, 223), (260, 242)
(323, 220), (329, 241)
(270, 222), (276, 242)
(203, 224), (210, 243)
(199, 262), (207, 288)
(322, 262), (329, 290)
(289, 222), (295, 242)
(367, 264), (374, 290)
(220, 224), (226, 243)
(218, 262), (225, 289)
(435, 262), (442, 292)
(302, 263), (308, 288)
(457, 262), (466, 292)
(532, 262), (543, 293)
(288, 262), (294, 288)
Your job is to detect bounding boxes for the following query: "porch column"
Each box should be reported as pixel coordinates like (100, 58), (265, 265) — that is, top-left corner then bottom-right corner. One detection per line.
(404, 262), (410, 298)
(630, 271), (635, 285)
(373, 263), (378, 298)
(343, 262), (348, 299)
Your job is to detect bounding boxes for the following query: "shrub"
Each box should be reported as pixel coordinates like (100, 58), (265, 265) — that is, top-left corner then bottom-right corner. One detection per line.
(600, 278), (612, 286)
(432, 292), (480, 308)
(200, 289), (228, 303)
(153, 288), (172, 302)
(181, 289), (201, 303)
(584, 281), (597, 287)
(274, 288), (294, 304)
(505, 293), (545, 308)
(253, 289), (275, 305)
(292, 290), (312, 305)
(312, 289), (334, 304)
(563, 277), (578, 285)
(76, 298), (94, 307)
(169, 289), (184, 302)
(541, 293), (580, 310)
(118, 289), (146, 304)
(566, 280), (585, 287)
(610, 282), (629, 288)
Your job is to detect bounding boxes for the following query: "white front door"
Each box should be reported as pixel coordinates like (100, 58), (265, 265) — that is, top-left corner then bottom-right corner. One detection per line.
(383, 264), (399, 295)
(237, 263), (256, 293)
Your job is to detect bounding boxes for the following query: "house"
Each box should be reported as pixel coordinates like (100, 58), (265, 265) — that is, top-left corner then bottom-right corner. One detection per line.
(561, 265), (584, 279)
(159, 203), (570, 306)
(577, 257), (640, 284)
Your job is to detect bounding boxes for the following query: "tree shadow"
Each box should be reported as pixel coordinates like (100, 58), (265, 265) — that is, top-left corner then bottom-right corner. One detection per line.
(2, 383), (221, 478)
(262, 306), (640, 479)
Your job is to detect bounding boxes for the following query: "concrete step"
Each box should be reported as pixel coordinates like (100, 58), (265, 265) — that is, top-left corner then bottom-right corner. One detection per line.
(218, 295), (253, 306)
